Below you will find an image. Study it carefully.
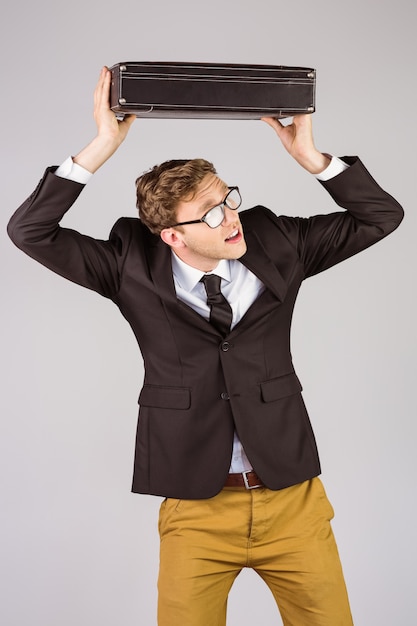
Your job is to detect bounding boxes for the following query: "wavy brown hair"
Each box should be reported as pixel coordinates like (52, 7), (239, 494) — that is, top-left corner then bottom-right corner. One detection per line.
(135, 159), (217, 234)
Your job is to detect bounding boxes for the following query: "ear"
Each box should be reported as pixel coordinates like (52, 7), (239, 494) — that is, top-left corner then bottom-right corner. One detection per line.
(160, 227), (185, 249)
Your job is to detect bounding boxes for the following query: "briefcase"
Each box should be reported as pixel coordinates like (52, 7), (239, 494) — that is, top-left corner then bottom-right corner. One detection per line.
(109, 62), (316, 119)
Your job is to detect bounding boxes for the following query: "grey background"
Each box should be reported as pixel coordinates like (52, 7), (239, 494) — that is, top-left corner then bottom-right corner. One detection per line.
(1, 0), (415, 624)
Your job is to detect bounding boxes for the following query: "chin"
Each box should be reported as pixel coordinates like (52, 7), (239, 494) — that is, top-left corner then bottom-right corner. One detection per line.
(230, 241), (247, 259)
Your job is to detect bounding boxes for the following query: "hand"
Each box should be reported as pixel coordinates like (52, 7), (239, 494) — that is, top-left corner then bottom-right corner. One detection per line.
(261, 114), (330, 175)
(93, 66), (135, 146)
(73, 67), (136, 173)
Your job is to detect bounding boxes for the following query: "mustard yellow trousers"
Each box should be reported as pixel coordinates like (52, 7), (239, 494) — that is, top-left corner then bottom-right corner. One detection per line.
(157, 477), (353, 626)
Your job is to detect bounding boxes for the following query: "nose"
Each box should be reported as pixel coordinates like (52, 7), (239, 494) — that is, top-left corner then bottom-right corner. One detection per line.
(222, 205), (238, 226)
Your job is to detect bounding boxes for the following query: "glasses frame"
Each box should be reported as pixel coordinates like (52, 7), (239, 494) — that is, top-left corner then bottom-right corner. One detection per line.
(169, 186), (241, 229)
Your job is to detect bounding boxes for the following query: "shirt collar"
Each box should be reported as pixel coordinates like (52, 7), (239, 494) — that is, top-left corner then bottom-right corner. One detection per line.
(171, 252), (232, 293)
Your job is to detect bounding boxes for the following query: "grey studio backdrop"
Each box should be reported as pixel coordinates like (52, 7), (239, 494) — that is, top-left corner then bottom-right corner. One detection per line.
(1, 1), (415, 625)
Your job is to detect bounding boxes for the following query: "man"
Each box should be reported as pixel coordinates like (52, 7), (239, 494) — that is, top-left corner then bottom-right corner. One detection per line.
(8, 67), (403, 625)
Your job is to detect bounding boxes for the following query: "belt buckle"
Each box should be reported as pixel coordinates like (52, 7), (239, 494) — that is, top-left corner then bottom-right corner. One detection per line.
(242, 470), (261, 490)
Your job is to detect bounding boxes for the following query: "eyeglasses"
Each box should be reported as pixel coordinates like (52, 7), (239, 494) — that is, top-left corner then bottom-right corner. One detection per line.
(170, 187), (242, 229)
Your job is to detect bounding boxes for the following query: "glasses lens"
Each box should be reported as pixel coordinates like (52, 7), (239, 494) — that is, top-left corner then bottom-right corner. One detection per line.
(225, 188), (241, 210)
(204, 205), (225, 228)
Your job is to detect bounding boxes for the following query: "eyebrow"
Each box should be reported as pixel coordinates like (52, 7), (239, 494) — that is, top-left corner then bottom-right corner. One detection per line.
(198, 187), (229, 213)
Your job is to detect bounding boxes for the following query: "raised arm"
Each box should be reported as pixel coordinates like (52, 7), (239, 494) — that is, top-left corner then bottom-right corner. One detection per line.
(7, 67), (137, 298)
(259, 114), (404, 277)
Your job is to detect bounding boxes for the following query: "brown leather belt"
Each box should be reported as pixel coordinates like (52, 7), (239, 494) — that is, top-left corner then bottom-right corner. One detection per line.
(224, 470), (264, 489)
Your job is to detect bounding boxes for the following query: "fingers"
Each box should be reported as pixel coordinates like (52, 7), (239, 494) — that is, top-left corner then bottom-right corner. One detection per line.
(261, 116), (293, 147)
(93, 67), (120, 134)
(94, 66), (111, 113)
(261, 117), (284, 132)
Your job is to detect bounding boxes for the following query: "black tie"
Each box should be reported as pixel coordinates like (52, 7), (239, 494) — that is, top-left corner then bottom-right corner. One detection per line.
(201, 274), (233, 336)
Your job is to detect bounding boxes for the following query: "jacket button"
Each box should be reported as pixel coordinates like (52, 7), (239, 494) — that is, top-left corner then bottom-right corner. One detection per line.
(221, 392), (230, 400)
(221, 341), (231, 351)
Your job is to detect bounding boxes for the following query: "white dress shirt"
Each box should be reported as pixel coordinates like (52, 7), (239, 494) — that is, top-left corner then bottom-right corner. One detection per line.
(171, 254), (265, 472)
(54, 155), (348, 473)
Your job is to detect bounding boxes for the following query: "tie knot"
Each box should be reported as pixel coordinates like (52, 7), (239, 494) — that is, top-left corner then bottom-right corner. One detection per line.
(201, 274), (222, 303)
(200, 274), (232, 335)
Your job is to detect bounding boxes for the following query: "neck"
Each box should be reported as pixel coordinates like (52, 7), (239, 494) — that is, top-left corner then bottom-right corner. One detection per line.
(172, 249), (220, 273)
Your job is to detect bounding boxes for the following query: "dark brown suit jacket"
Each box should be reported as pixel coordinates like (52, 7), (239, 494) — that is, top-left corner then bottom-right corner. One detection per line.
(7, 157), (403, 498)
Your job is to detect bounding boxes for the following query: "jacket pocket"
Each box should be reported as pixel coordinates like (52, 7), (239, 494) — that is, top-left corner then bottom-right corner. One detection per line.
(138, 384), (191, 410)
(260, 373), (302, 403)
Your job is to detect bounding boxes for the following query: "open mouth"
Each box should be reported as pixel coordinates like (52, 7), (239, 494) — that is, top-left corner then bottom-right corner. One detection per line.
(225, 229), (241, 243)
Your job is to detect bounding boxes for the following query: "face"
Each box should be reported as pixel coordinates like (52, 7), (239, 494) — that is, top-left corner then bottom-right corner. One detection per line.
(160, 173), (247, 272)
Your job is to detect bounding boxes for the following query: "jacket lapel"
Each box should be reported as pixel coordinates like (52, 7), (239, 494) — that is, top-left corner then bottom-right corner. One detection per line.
(147, 236), (219, 334)
(239, 229), (288, 303)
(147, 235), (176, 300)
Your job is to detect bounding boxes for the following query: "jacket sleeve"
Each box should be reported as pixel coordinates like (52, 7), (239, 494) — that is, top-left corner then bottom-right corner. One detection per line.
(277, 156), (404, 278)
(7, 167), (129, 299)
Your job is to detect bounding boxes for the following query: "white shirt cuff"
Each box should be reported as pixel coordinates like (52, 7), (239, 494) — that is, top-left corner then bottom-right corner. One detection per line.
(54, 154), (348, 186)
(315, 156), (349, 181)
(55, 156), (93, 184)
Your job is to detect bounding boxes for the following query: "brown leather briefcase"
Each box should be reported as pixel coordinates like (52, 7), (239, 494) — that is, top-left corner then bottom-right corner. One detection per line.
(109, 62), (316, 119)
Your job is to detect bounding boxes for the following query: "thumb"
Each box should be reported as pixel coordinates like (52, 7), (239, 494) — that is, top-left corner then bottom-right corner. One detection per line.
(121, 114), (136, 127)
(261, 117), (284, 133)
